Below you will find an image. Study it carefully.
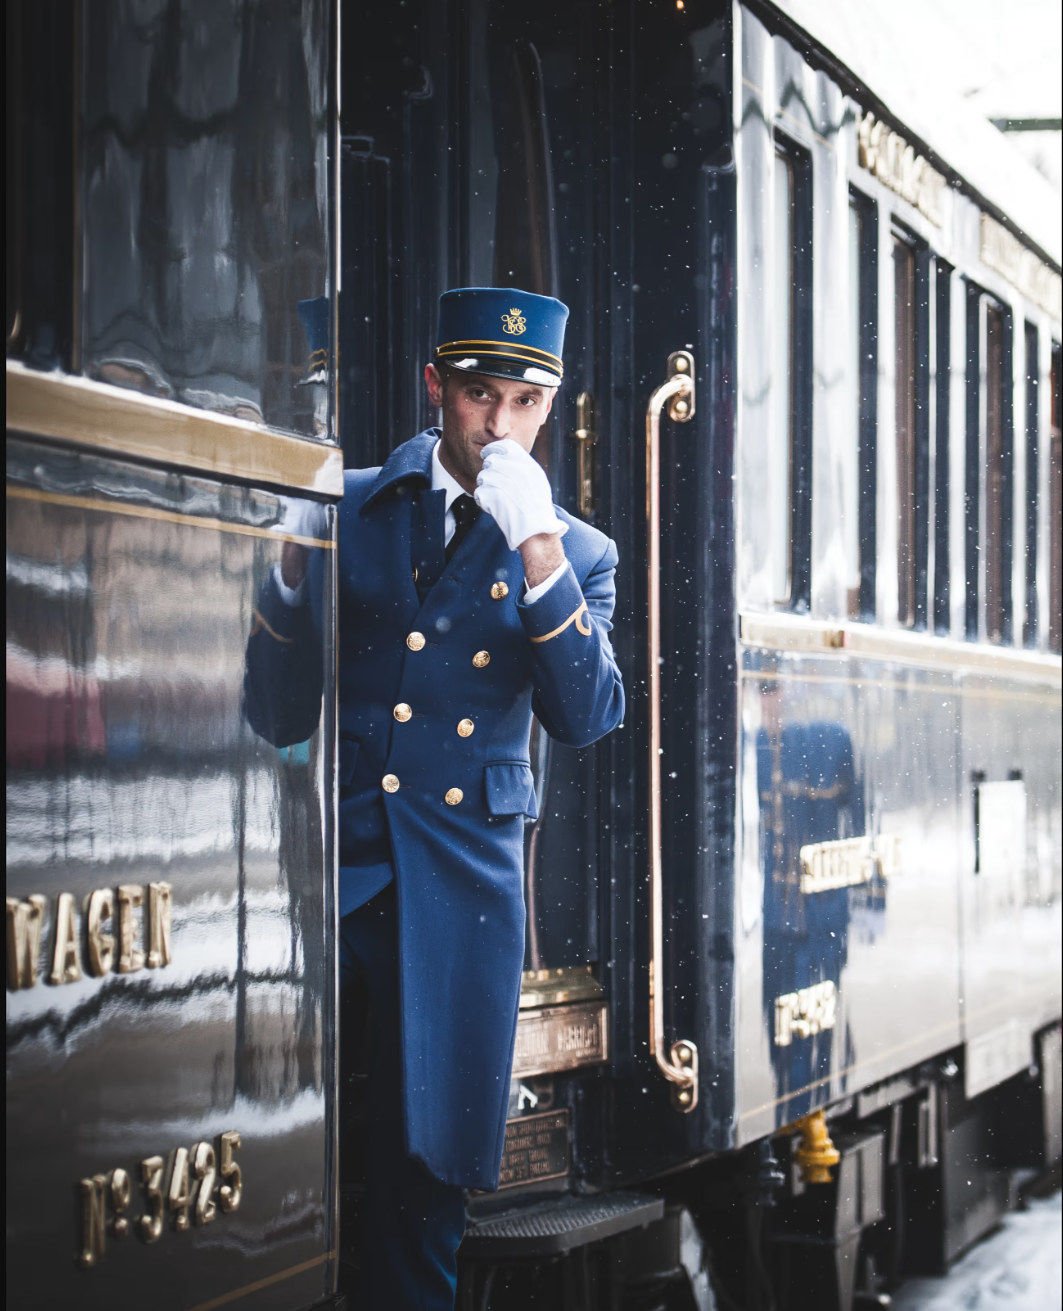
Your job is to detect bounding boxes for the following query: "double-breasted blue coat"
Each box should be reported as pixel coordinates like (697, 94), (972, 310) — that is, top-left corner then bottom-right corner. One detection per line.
(245, 429), (624, 1189)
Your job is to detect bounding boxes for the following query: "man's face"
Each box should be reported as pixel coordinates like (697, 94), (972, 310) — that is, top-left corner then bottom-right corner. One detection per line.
(425, 364), (555, 491)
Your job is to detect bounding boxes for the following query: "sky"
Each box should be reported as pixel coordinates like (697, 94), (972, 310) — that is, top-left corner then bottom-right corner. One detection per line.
(859, 0), (1062, 189)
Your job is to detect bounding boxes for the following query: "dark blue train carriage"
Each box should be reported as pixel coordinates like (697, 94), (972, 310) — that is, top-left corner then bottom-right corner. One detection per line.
(6, 1), (1061, 1309)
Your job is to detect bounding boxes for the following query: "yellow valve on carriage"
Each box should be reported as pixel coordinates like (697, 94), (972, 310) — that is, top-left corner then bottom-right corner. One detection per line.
(793, 1110), (840, 1185)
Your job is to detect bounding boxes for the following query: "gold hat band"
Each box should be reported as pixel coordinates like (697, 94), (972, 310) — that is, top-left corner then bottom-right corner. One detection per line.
(436, 346), (563, 377)
(436, 338), (563, 367)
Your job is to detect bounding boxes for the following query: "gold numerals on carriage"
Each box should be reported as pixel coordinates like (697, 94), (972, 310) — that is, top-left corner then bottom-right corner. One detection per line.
(77, 1131), (242, 1268)
(773, 980), (837, 1048)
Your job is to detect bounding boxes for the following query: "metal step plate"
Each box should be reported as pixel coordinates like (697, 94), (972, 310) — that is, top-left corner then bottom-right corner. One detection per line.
(461, 1192), (665, 1260)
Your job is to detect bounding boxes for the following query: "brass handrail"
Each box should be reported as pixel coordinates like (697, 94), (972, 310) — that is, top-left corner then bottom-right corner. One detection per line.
(645, 351), (698, 1112)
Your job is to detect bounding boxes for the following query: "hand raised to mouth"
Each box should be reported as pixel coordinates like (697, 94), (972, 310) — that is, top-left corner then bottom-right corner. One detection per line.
(473, 439), (565, 552)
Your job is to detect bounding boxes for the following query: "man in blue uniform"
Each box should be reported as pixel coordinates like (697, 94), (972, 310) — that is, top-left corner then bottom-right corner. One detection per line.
(244, 287), (624, 1307)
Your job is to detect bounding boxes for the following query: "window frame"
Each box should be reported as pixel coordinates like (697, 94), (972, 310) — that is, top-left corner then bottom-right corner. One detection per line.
(983, 299), (1014, 645)
(772, 132), (814, 613)
(1050, 342), (1062, 653)
(964, 283), (1015, 645)
(891, 222), (931, 630)
(1023, 322), (1040, 648)
(932, 260), (953, 634)
(850, 187), (879, 622)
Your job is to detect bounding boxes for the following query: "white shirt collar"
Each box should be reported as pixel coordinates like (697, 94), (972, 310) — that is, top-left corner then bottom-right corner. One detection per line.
(431, 439), (468, 512)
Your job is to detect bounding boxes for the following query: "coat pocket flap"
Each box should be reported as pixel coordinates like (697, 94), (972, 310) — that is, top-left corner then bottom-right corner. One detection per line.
(484, 762), (538, 820)
(339, 735), (360, 789)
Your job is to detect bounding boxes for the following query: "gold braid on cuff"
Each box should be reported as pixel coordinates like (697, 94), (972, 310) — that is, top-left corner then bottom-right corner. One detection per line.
(529, 601), (591, 644)
(250, 609), (295, 644)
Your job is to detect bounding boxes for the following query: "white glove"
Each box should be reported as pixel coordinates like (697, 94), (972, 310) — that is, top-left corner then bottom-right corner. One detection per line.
(281, 498), (329, 543)
(474, 439), (565, 551)
(274, 498), (329, 604)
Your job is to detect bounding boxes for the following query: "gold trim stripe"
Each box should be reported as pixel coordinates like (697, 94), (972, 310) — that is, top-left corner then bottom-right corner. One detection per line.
(436, 346), (563, 376)
(738, 989), (1058, 1127)
(529, 601), (591, 644)
(186, 1251), (336, 1311)
(251, 608), (295, 644)
(740, 611), (1062, 687)
(738, 1015), (962, 1124)
(6, 362), (344, 497)
(5, 485), (334, 548)
(744, 668), (1060, 706)
(437, 338), (563, 366)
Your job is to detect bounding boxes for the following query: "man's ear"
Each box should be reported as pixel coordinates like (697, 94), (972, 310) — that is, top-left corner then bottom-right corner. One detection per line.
(425, 362), (445, 407)
(542, 388), (557, 419)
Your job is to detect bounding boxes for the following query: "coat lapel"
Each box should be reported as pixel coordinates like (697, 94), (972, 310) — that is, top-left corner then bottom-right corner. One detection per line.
(356, 426), (523, 612)
(355, 429), (440, 623)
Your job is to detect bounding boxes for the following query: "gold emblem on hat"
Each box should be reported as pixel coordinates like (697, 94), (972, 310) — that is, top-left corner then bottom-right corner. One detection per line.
(501, 307), (527, 336)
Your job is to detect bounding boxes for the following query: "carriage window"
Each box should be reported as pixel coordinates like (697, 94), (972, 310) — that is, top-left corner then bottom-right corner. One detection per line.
(770, 139), (813, 609)
(1050, 344), (1062, 652)
(850, 192), (878, 620)
(964, 285), (981, 638)
(932, 262), (952, 633)
(79, 2), (331, 437)
(6, 2), (74, 370)
(984, 303), (1013, 643)
(770, 150), (796, 605)
(892, 227), (929, 628)
(1023, 324), (1040, 647)
(6, 1), (22, 351)
(963, 287), (1012, 641)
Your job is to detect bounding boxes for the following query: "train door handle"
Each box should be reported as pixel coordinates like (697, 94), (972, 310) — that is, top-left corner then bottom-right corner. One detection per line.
(645, 350), (699, 1112)
(573, 390), (597, 519)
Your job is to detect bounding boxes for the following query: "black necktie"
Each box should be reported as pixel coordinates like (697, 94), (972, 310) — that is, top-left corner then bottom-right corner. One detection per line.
(446, 494), (480, 562)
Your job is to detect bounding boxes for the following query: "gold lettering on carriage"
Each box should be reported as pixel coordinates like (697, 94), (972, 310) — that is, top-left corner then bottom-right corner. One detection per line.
(798, 834), (902, 895)
(979, 213), (1063, 321)
(774, 980), (837, 1047)
(856, 112), (946, 227)
(6, 883), (172, 991)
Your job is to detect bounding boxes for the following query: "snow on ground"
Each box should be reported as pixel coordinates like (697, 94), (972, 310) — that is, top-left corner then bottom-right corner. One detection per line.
(892, 1189), (1061, 1310)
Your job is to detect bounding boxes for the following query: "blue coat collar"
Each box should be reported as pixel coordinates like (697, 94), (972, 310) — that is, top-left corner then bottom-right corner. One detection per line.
(361, 428), (439, 511)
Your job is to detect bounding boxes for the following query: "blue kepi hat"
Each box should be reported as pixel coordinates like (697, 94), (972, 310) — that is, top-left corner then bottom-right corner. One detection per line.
(435, 287), (568, 388)
(296, 296), (330, 384)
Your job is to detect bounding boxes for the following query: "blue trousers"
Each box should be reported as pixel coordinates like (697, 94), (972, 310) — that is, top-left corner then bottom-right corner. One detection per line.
(339, 885), (467, 1309)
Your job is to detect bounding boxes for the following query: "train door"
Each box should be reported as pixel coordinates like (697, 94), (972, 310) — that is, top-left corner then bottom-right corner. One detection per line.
(338, 0), (627, 1118)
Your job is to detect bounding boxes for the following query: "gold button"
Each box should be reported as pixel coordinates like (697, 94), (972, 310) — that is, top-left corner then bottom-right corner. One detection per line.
(472, 650), (491, 668)
(406, 632), (426, 652)
(457, 718), (475, 738)
(382, 774), (400, 793)
(393, 703), (412, 723)
(490, 581), (509, 600)
(444, 788), (464, 806)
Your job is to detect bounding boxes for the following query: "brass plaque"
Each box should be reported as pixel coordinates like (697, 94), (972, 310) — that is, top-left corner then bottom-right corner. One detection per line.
(498, 1110), (570, 1190)
(511, 1002), (608, 1078)
(520, 965), (603, 1010)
